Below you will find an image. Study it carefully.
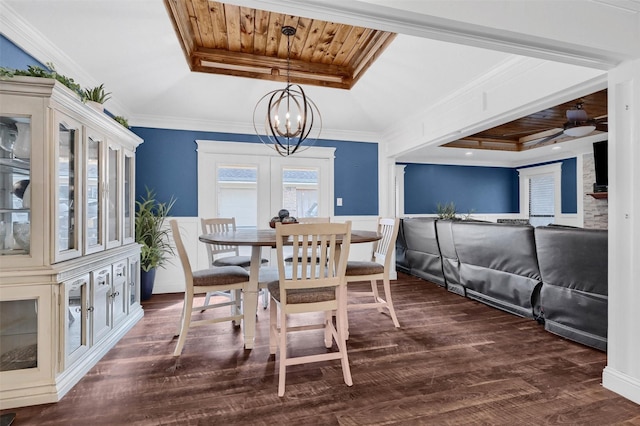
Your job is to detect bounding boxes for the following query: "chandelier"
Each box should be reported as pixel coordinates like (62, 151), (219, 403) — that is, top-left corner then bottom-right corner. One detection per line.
(253, 26), (322, 156)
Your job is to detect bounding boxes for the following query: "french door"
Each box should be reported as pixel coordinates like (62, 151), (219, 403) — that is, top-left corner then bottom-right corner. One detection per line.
(197, 141), (335, 256)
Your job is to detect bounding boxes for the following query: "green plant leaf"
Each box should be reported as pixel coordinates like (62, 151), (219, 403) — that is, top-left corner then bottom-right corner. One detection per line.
(135, 187), (177, 271)
(84, 83), (111, 103)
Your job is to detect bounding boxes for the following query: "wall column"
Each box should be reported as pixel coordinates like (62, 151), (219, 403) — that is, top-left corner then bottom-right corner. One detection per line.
(602, 58), (640, 404)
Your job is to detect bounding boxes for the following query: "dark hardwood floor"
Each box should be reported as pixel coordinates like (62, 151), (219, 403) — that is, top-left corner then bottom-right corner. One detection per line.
(3, 273), (640, 425)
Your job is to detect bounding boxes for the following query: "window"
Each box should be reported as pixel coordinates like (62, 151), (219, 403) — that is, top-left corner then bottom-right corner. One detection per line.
(197, 141), (335, 261)
(518, 163), (562, 227)
(529, 174), (555, 227)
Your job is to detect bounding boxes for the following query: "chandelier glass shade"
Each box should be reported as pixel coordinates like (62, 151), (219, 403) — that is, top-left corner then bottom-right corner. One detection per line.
(253, 26), (322, 156)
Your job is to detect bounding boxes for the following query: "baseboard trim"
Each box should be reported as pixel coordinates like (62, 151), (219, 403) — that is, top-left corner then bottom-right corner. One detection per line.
(603, 366), (640, 405)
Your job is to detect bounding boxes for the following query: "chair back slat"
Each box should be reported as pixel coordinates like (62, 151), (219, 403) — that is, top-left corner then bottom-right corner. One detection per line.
(170, 219), (194, 286)
(276, 222), (351, 292)
(372, 217), (400, 268)
(201, 217), (241, 265)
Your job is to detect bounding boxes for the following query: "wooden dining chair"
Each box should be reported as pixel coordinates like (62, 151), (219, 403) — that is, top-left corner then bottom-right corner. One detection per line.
(200, 217), (269, 309)
(170, 219), (250, 356)
(268, 221), (353, 397)
(344, 217), (401, 335)
(284, 216), (331, 263)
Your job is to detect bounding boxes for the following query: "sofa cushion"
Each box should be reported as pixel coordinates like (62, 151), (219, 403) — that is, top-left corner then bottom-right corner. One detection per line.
(535, 226), (608, 351)
(401, 218), (445, 286)
(452, 222), (542, 318)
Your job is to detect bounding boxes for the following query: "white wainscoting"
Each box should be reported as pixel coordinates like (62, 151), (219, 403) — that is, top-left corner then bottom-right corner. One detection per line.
(153, 216), (383, 294)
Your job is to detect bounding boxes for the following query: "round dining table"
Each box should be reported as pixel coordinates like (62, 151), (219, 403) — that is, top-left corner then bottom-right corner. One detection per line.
(199, 228), (381, 349)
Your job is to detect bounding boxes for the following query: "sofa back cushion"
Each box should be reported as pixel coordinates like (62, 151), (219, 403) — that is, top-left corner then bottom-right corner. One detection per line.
(452, 222), (542, 318)
(401, 218), (444, 286)
(534, 226), (608, 294)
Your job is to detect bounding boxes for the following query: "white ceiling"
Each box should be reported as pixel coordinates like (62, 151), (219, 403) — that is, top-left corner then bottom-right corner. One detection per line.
(2, 0), (638, 166)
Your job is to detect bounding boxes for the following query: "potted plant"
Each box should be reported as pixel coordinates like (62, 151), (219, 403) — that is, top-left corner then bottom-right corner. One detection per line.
(113, 115), (129, 128)
(135, 187), (176, 300)
(0, 62), (84, 97)
(436, 201), (458, 220)
(83, 83), (111, 111)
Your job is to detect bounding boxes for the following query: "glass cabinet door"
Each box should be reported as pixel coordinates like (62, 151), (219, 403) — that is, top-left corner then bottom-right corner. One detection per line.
(85, 129), (105, 254)
(112, 261), (127, 325)
(55, 113), (82, 262)
(0, 298), (38, 372)
(106, 143), (121, 249)
(0, 115), (31, 257)
(64, 275), (90, 367)
(122, 150), (135, 244)
(91, 266), (112, 345)
(128, 253), (140, 308)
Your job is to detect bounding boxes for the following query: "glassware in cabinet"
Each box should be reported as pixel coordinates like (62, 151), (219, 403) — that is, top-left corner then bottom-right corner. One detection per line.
(0, 115), (31, 256)
(106, 143), (122, 249)
(85, 129), (106, 254)
(54, 113), (82, 262)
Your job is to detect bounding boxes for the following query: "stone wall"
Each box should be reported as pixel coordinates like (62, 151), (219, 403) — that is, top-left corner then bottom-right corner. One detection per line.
(582, 153), (608, 229)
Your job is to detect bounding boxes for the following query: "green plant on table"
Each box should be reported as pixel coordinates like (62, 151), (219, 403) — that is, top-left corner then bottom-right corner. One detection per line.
(135, 187), (176, 272)
(436, 201), (458, 220)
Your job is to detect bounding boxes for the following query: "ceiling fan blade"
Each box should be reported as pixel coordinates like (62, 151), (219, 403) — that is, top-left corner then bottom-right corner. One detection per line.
(518, 128), (564, 144)
(522, 129), (565, 148)
(502, 128), (550, 137)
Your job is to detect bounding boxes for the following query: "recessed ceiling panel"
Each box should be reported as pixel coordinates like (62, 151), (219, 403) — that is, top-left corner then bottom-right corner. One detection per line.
(164, 0), (397, 89)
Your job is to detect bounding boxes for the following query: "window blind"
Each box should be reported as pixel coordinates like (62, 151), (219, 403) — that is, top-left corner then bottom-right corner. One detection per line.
(529, 174), (555, 227)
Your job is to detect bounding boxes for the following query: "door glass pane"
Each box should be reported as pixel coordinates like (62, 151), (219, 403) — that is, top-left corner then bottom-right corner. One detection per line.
(217, 166), (257, 228)
(86, 137), (101, 248)
(282, 167), (319, 219)
(59, 123), (76, 251)
(0, 299), (38, 371)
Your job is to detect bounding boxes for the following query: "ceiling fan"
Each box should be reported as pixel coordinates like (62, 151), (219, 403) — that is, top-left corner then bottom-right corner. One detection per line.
(523, 102), (608, 147)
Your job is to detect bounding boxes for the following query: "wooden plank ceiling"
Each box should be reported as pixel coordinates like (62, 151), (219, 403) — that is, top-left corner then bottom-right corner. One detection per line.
(444, 89), (608, 151)
(164, 0), (397, 89)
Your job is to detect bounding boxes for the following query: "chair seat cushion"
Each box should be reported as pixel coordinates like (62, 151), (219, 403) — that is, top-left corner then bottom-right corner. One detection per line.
(346, 261), (384, 276)
(213, 256), (268, 268)
(267, 280), (336, 304)
(193, 266), (249, 287)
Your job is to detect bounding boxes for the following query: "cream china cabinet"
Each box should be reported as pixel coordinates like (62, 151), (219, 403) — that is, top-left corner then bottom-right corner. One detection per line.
(0, 76), (143, 409)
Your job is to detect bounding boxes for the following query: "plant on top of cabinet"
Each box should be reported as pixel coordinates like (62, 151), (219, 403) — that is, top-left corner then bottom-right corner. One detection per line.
(83, 84), (111, 112)
(83, 84), (111, 104)
(113, 115), (129, 128)
(0, 62), (83, 97)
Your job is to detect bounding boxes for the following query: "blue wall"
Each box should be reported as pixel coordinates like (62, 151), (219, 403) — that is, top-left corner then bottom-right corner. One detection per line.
(401, 163), (519, 214)
(401, 157), (578, 215)
(0, 34), (45, 70)
(132, 127), (379, 217)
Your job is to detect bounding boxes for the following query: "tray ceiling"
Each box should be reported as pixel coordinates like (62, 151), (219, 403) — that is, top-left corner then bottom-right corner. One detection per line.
(164, 0), (397, 90)
(444, 89), (608, 152)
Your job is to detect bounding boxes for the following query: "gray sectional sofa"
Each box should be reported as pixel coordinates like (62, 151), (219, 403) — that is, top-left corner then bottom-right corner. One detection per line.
(396, 218), (608, 351)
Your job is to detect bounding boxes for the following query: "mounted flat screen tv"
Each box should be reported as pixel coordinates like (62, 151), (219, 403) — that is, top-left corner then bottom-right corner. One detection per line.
(593, 141), (608, 189)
